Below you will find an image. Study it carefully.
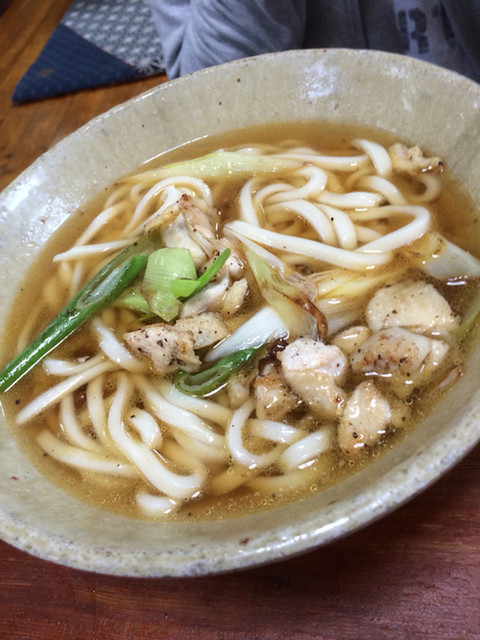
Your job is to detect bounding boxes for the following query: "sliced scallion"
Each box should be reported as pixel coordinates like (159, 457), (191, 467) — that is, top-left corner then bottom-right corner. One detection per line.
(172, 248), (231, 299)
(174, 347), (260, 397)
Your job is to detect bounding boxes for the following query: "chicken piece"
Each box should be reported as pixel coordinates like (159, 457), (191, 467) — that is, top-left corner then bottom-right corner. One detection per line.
(351, 326), (450, 397)
(278, 338), (348, 418)
(338, 381), (392, 457)
(162, 211), (207, 267)
(179, 193), (218, 254)
(366, 281), (459, 335)
(331, 325), (371, 355)
(388, 143), (443, 174)
(212, 238), (245, 279)
(253, 363), (300, 420)
(220, 278), (249, 317)
(174, 312), (229, 349)
(124, 324), (200, 373)
(179, 276), (230, 318)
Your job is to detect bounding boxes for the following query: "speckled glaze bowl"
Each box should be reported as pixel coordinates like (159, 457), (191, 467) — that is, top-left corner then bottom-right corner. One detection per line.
(1, 49), (480, 577)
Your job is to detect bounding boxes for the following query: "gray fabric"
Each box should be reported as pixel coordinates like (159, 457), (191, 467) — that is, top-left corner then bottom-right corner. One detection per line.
(148, 0), (480, 82)
(442, 0), (480, 78)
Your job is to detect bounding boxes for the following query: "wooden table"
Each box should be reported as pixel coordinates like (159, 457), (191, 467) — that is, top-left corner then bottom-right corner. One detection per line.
(1, 1), (479, 638)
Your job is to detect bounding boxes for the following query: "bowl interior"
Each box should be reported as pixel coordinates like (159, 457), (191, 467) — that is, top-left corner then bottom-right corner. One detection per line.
(1, 49), (480, 576)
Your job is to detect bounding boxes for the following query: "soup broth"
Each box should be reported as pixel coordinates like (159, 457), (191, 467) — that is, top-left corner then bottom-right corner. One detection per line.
(2, 121), (479, 522)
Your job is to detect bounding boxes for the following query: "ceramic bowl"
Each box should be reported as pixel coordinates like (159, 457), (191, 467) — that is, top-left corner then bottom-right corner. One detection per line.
(1, 49), (480, 577)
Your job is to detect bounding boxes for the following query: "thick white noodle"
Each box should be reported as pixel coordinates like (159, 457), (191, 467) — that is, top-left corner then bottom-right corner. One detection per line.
(92, 317), (146, 373)
(209, 464), (257, 495)
(266, 166), (328, 204)
(68, 262), (85, 298)
(247, 462), (323, 492)
(159, 383), (233, 426)
(355, 175), (407, 205)
(85, 375), (109, 444)
(128, 408), (163, 448)
(225, 220), (389, 269)
(352, 139), (392, 176)
(136, 378), (225, 448)
(43, 353), (105, 376)
(174, 431), (228, 464)
(75, 202), (129, 247)
(354, 225), (382, 243)
(16, 301), (46, 352)
(253, 182), (293, 208)
(227, 399), (279, 469)
(249, 419), (305, 445)
(316, 190), (383, 208)
(411, 173), (442, 203)
(53, 239), (132, 262)
(108, 374), (205, 500)
(279, 428), (334, 471)
(352, 205), (430, 253)
(239, 178), (261, 226)
(224, 230), (285, 271)
(16, 360), (116, 426)
(36, 429), (136, 476)
(135, 492), (179, 516)
(267, 201), (336, 245)
(59, 394), (104, 453)
(318, 204), (358, 250)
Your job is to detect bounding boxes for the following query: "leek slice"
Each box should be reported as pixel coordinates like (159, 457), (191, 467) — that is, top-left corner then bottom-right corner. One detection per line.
(172, 249), (231, 299)
(132, 151), (302, 183)
(406, 231), (480, 279)
(246, 249), (327, 340)
(142, 247), (196, 321)
(174, 348), (260, 397)
(205, 306), (289, 362)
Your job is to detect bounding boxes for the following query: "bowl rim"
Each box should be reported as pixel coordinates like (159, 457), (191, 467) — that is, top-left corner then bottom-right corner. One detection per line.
(1, 48), (480, 577)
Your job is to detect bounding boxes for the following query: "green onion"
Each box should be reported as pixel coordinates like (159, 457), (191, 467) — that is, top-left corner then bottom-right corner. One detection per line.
(174, 347), (260, 397)
(115, 286), (152, 315)
(172, 248), (231, 299)
(0, 235), (157, 393)
(142, 247), (196, 321)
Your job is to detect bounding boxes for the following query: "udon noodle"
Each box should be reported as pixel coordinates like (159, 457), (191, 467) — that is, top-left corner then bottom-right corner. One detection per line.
(2, 123), (480, 520)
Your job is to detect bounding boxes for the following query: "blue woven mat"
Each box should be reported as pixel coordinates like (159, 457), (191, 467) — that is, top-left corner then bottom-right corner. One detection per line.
(13, 0), (164, 103)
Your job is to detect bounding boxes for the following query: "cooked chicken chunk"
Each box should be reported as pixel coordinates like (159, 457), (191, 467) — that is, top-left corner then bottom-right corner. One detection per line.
(253, 363), (300, 420)
(179, 276), (230, 318)
(351, 326), (450, 396)
(174, 312), (229, 349)
(388, 143), (443, 174)
(220, 278), (248, 316)
(124, 313), (227, 373)
(278, 338), (348, 418)
(179, 193), (217, 254)
(124, 324), (200, 373)
(162, 211), (207, 267)
(366, 281), (459, 335)
(331, 325), (371, 355)
(338, 381), (392, 457)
